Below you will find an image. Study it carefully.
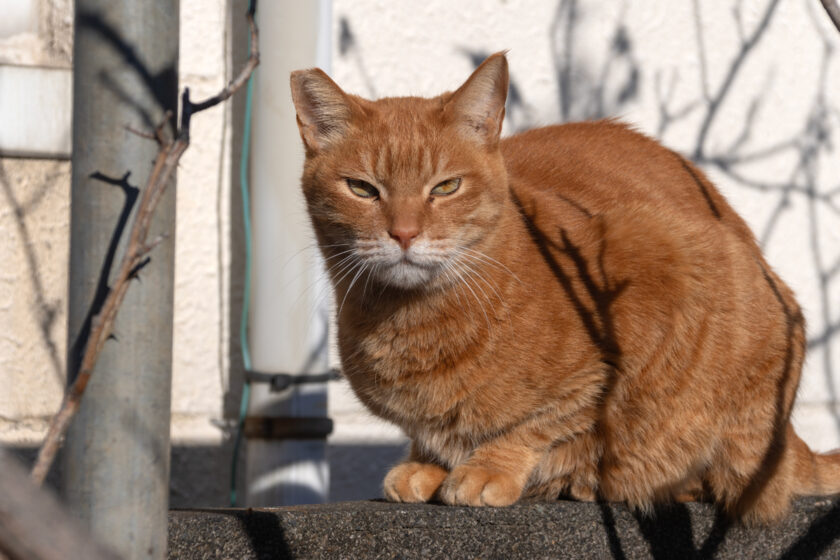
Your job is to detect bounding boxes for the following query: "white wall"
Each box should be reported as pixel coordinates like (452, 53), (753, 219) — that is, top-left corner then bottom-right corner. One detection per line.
(326, 0), (840, 462)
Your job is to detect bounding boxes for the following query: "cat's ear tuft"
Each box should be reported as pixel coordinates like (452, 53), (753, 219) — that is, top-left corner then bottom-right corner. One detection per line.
(444, 52), (509, 147)
(290, 69), (354, 153)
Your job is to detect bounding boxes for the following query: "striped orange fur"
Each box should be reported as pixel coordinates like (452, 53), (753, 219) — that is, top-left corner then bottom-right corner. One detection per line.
(290, 53), (840, 524)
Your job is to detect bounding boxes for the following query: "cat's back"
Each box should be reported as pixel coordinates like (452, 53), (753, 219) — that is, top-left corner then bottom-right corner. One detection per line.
(501, 120), (754, 243)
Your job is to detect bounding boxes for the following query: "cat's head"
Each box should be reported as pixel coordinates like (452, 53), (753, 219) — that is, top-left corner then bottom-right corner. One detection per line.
(290, 53), (509, 291)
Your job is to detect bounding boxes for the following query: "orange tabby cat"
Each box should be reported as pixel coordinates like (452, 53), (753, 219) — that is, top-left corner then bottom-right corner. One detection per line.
(290, 53), (840, 524)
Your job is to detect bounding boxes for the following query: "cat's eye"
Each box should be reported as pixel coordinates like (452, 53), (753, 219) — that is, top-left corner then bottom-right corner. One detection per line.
(346, 179), (379, 199)
(430, 178), (461, 196)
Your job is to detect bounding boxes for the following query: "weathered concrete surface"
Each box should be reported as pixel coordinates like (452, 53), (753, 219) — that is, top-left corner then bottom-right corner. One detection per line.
(169, 497), (840, 559)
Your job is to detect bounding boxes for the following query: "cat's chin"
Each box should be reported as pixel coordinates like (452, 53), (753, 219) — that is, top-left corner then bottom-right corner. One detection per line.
(379, 261), (437, 290)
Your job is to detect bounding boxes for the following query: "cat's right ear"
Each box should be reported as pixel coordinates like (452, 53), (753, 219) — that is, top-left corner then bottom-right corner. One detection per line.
(290, 69), (354, 153)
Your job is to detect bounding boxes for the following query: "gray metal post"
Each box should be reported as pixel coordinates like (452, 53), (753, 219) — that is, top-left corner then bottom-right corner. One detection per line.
(64, 2), (178, 559)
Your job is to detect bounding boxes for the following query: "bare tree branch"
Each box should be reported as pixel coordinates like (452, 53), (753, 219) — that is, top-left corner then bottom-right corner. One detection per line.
(821, 0), (840, 34)
(29, 9), (259, 486)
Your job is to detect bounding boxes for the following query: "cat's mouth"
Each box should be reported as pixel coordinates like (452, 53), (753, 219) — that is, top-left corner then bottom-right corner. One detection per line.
(400, 253), (436, 268)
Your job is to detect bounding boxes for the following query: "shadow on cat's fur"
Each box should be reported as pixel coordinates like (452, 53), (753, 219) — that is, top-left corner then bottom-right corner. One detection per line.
(512, 186), (810, 525)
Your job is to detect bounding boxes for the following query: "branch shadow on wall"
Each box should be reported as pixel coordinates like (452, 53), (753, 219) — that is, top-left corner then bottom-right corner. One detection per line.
(550, 0), (639, 123)
(0, 161), (65, 385)
(460, 0), (640, 133)
(338, 16), (378, 99)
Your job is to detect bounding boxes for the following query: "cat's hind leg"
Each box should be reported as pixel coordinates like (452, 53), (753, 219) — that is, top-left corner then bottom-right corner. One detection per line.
(526, 432), (602, 502)
(705, 423), (800, 525)
(596, 430), (715, 515)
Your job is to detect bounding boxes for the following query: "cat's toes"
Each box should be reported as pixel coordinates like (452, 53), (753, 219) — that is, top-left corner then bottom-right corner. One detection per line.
(383, 462), (448, 503)
(439, 465), (522, 507)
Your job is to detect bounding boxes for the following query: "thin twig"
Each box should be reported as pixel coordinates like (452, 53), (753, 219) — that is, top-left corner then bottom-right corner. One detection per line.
(141, 233), (170, 257)
(180, 13), (260, 139)
(821, 0), (840, 34)
(124, 125), (157, 141)
(30, 9), (259, 486)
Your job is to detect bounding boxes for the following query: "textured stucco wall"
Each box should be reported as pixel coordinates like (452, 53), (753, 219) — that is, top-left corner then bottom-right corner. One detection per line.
(0, 0), (73, 447)
(0, 159), (69, 443)
(0, 0), (72, 67)
(326, 0), (840, 474)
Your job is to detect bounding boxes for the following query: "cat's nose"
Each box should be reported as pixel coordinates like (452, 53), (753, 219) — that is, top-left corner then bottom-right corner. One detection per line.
(389, 225), (420, 250)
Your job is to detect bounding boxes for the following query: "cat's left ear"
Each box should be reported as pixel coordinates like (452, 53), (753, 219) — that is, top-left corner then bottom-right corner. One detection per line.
(443, 52), (509, 147)
(290, 68), (355, 153)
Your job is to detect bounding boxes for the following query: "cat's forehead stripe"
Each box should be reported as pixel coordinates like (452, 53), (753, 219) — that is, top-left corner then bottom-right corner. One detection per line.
(360, 151), (375, 180)
(420, 145), (432, 177)
(363, 130), (448, 188)
(374, 144), (389, 180)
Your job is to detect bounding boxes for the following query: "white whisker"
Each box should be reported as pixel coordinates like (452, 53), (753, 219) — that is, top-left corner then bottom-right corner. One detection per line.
(308, 254), (360, 315)
(457, 258), (495, 306)
(326, 253), (359, 278)
(333, 258), (363, 288)
(456, 253), (512, 326)
(458, 245), (523, 285)
(456, 253), (504, 302)
(449, 258), (492, 332)
(440, 263), (468, 316)
(338, 261), (368, 317)
(322, 247), (359, 263)
(362, 261), (381, 300)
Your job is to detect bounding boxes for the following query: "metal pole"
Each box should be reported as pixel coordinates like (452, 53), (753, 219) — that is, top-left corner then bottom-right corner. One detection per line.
(64, 2), (178, 559)
(245, 0), (332, 506)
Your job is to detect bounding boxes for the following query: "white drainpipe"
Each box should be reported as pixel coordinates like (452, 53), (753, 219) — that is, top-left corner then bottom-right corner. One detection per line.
(245, 0), (333, 506)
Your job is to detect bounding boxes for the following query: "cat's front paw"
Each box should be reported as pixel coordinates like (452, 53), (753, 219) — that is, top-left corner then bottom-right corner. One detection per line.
(383, 461), (448, 503)
(439, 465), (523, 507)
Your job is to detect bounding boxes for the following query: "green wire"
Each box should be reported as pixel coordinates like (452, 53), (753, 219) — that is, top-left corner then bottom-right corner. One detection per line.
(230, 49), (256, 508)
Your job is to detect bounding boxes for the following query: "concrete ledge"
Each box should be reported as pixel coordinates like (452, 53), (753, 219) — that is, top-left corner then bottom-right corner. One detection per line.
(169, 497), (840, 559)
